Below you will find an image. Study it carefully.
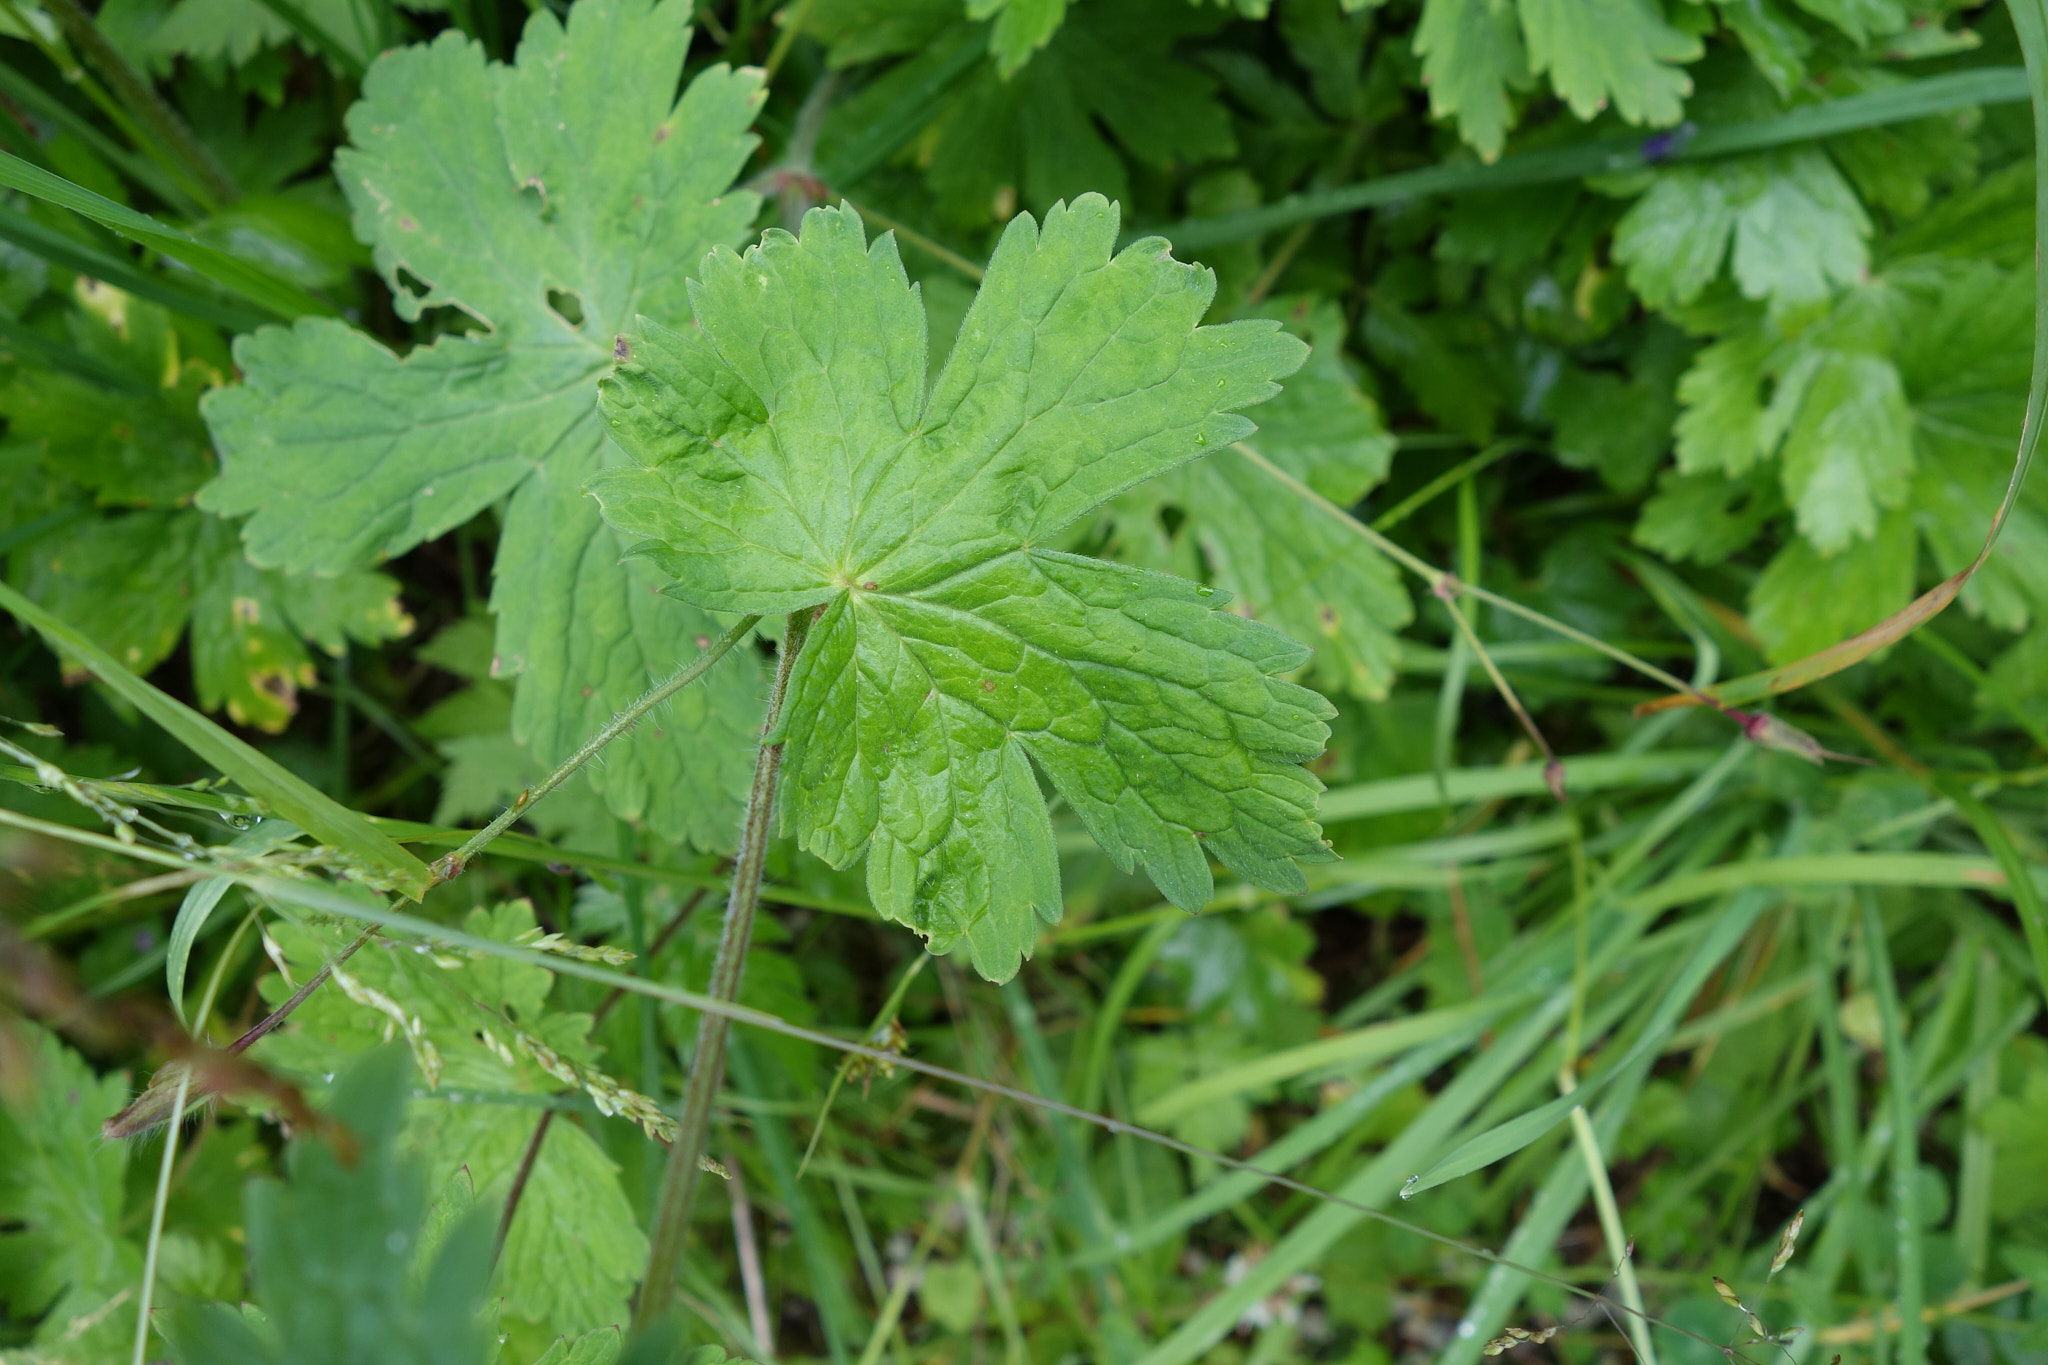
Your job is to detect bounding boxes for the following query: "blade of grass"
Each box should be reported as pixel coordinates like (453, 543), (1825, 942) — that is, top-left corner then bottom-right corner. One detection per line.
(1623, 851), (2029, 916)
(0, 313), (153, 391)
(1071, 1023), (1484, 1268)
(1320, 748), (1722, 822)
(0, 581), (431, 897)
(0, 152), (331, 319)
(166, 878), (233, 1026)
(813, 25), (985, 186)
(1130, 978), (1584, 1365)
(0, 201), (272, 330)
(1136, 992), (1532, 1128)
(1437, 890), (1771, 1365)
(1940, 783), (2048, 1007)
(1372, 442), (1519, 532)
(1073, 913), (1180, 1118)
(727, 1034), (864, 1363)
(798, 954), (929, 1178)
(1955, 948), (2001, 1288)
(130, 1064), (191, 1365)
(12, 810), (1771, 1358)
(1148, 67), (2029, 252)
(957, 1162), (1027, 1365)
(1562, 1084), (1658, 1365)
(247, 0), (366, 77)
(1862, 892), (1927, 1365)
(0, 56), (187, 206)
(999, 981), (1139, 1348)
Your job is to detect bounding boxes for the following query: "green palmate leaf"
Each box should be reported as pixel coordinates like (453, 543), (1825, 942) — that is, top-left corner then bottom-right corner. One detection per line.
(167, 1048), (497, 1365)
(1613, 149), (1869, 314)
(1519, 0), (1699, 127)
(1767, 346), (1914, 553)
(970, 0), (1072, 75)
(591, 197), (1337, 982)
(1632, 465), (1780, 564)
(198, 0), (767, 850)
(1653, 253), (2035, 662)
(1749, 507), (1915, 660)
(25, 509), (411, 731)
(150, 0), (406, 70)
(1414, 0), (1532, 161)
(4, 282), (414, 731)
(1109, 297), (1410, 698)
(0, 1025), (140, 1365)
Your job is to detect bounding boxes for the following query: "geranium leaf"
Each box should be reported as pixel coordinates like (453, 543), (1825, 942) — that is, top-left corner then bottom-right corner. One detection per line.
(592, 196), (1338, 982)
(196, 0), (769, 848)
(1112, 298), (1410, 699)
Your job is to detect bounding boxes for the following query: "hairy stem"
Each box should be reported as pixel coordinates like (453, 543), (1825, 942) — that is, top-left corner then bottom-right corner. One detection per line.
(635, 607), (813, 1331)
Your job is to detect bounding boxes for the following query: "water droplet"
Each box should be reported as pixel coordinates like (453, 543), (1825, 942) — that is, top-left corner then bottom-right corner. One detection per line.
(1193, 432), (1207, 446)
(1195, 584), (1215, 597)
(1399, 1175), (1420, 1200)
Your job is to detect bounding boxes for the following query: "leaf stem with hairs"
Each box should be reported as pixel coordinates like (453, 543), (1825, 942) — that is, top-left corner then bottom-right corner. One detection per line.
(635, 606), (813, 1331)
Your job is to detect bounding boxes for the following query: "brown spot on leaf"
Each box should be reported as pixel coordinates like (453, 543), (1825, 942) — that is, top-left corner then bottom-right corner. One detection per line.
(980, 679), (997, 693)
(398, 214), (417, 231)
(613, 336), (631, 362)
(654, 124), (671, 143)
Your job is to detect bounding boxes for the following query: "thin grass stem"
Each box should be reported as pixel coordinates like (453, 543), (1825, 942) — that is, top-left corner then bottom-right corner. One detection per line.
(1862, 892), (1927, 1365)
(429, 615), (761, 886)
(130, 1065), (191, 1365)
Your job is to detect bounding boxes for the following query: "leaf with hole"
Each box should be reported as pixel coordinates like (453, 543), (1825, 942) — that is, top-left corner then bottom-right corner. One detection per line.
(197, 0), (768, 851)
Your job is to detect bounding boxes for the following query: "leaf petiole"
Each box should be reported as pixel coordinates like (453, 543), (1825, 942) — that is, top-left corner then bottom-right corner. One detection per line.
(636, 606), (813, 1330)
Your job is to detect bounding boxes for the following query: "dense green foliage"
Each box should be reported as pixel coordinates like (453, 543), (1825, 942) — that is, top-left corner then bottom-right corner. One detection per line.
(1, 0), (2047, 1360)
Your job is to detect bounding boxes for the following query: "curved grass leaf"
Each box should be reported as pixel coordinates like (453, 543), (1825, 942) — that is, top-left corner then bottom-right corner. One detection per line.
(0, 580), (433, 898)
(1942, 781), (2048, 1006)
(166, 876), (232, 1026)
(0, 201), (270, 331)
(0, 151), (333, 320)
